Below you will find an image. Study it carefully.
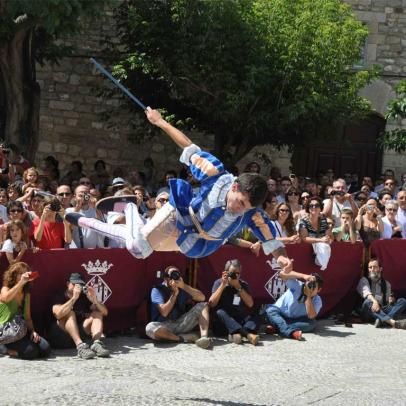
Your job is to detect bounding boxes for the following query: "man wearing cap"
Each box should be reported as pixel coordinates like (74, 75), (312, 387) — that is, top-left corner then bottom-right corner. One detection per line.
(111, 177), (127, 193)
(49, 273), (110, 359)
(66, 184), (104, 249)
(65, 108), (293, 274)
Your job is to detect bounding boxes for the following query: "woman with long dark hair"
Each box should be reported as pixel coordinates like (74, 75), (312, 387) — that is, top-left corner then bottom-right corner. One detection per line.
(0, 262), (50, 359)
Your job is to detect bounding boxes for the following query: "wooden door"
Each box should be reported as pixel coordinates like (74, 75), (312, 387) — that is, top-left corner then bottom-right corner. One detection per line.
(292, 114), (385, 180)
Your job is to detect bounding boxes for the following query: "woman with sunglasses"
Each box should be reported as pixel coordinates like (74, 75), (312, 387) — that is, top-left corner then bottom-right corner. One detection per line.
(285, 187), (302, 225)
(381, 200), (403, 239)
(299, 197), (332, 244)
(270, 203), (300, 244)
(355, 198), (383, 248)
(299, 197), (333, 270)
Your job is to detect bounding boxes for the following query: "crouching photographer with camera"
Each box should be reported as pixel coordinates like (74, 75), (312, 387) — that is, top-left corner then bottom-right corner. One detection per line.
(145, 266), (212, 349)
(48, 273), (110, 359)
(264, 271), (323, 341)
(66, 184), (104, 249)
(32, 195), (72, 249)
(209, 259), (260, 345)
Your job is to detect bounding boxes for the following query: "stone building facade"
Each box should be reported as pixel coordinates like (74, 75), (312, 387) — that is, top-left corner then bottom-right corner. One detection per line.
(35, 1), (406, 181)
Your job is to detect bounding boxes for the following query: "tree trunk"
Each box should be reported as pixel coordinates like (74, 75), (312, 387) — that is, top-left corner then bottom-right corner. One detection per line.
(0, 28), (40, 163)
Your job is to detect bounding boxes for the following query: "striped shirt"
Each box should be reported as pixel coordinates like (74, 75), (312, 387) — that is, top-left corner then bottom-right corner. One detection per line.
(169, 144), (277, 258)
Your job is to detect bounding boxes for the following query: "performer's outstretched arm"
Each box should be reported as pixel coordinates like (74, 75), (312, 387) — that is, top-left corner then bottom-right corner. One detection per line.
(146, 107), (192, 148)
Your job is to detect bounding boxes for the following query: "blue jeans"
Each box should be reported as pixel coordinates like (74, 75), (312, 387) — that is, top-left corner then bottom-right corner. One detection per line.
(360, 298), (406, 323)
(215, 309), (260, 334)
(265, 305), (316, 338)
(6, 334), (51, 360)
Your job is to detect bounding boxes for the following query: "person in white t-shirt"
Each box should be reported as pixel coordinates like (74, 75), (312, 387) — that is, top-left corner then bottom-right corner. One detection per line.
(396, 190), (406, 238)
(323, 178), (358, 227)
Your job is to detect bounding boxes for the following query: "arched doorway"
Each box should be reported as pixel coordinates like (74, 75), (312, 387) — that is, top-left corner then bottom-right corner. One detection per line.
(291, 113), (385, 180)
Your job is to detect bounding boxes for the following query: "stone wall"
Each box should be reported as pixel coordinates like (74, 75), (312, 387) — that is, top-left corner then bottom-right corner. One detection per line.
(35, 11), (213, 181)
(344, 0), (406, 176)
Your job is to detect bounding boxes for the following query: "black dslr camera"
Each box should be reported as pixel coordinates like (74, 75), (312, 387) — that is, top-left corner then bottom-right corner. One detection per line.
(227, 271), (238, 280)
(330, 190), (345, 197)
(307, 280), (317, 290)
(167, 270), (181, 281)
(50, 199), (61, 212)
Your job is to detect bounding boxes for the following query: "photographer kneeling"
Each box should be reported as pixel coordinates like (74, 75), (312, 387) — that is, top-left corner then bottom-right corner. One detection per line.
(209, 259), (260, 345)
(264, 272), (323, 340)
(48, 273), (110, 359)
(145, 266), (211, 349)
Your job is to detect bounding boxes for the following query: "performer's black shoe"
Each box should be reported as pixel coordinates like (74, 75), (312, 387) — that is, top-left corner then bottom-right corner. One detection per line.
(65, 212), (84, 226)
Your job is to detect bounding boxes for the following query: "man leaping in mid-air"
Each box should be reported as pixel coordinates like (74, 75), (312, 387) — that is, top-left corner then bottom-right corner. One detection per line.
(65, 107), (293, 271)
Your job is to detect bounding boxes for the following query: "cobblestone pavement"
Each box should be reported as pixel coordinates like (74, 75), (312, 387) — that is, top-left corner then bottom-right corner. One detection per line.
(1, 321), (405, 406)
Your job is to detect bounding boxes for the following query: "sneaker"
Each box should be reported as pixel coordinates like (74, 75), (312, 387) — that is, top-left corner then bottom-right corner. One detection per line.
(228, 333), (242, 344)
(77, 343), (96, 359)
(65, 212), (84, 227)
(291, 330), (303, 341)
(195, 336), (212, 349)
(394, 319), (406, 329)
(179, 333), (199, 343)
(374, 319), (382, 328)
(266, 325), (277, 335)
(247, 333), (259, 346)
(90, 340), (110, 357)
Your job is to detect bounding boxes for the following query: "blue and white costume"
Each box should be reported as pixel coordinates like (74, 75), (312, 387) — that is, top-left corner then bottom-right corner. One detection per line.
(76, 144), (283, 259)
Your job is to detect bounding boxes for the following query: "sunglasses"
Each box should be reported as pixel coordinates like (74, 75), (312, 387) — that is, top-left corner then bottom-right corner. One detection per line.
(386, 208), (397, 212)
(301, 195), (310, 199)
(385, 182), (394, 186)
(80, 181), (91, 185)
(57, 192), (71, 197)
(309, 204), (321, 209)
(287, 192), (299, 196)
(279, 209), (290, 213)
(157, 198), (168, 204)
(10, 209), (23, 213)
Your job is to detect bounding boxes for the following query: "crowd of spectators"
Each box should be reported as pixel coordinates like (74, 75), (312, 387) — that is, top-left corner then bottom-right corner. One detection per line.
(0, 141), (405, 359)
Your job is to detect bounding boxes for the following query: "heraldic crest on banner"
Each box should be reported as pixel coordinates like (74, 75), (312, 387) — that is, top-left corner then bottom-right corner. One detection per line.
(81, 260), (114, 304)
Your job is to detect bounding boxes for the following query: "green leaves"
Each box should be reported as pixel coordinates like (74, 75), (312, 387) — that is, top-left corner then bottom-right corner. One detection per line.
(379, 79), (406, 152)
(109, 0), (376, 160)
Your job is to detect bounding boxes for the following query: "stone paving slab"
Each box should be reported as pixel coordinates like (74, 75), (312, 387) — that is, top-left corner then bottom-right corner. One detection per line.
(1, 321), (405, 405)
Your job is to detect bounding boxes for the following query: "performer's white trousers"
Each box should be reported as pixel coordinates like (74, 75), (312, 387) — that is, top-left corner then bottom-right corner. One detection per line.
(78, 203), (179, 259)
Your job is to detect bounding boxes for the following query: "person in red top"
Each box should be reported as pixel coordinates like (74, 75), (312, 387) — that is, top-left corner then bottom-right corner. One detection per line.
(32, 197), (72, 249)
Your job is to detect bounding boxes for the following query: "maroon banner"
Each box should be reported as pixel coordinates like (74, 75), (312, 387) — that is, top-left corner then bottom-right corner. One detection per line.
(0, 249), (188, 334)
(370, 240), (406, 297)
(197, 242), (364, 316)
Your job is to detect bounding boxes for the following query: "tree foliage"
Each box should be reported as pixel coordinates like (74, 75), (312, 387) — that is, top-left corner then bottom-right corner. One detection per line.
(378, 80), (406, 153)
(0, 0), (113, 159)
(110, 0), (378, 162)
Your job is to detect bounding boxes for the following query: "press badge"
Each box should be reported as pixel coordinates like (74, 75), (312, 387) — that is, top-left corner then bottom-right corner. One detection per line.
(233, 295), (241, 305)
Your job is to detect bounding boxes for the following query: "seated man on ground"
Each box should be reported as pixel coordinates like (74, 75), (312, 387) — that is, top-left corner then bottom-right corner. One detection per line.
(264, 271), (323, 340)
(357, 258), (406, 329)
(49, 272), (110, 359)
(145, 266), (211, 349)
(209, 259), (260, 345)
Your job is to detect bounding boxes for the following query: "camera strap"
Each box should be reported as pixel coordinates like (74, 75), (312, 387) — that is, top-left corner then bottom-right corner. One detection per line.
(78, 227), (85, 249)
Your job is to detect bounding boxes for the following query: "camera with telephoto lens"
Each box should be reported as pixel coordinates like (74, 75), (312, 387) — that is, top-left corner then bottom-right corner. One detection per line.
(307, 281), (317, 290)
(32, 190), (61, 211)
(167, 270), (181, 280)
(330, 190), (345, 197)
(83, 193), (90, 202)
(227, 271), (238, 280)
